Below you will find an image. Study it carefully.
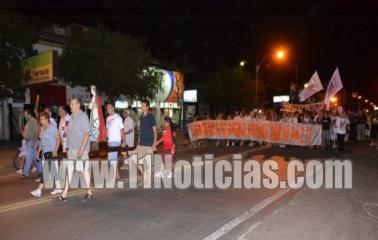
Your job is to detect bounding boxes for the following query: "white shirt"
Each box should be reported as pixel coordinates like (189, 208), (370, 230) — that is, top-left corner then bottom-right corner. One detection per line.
(50, 117), (57, 126)
(335, 116), (350, 134)
(106, 113), (124, 143)
(123, 116), (134, 147)
(58, 114), (71, 152)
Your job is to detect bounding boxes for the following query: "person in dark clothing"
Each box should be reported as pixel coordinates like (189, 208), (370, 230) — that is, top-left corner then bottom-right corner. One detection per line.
(321, 111), (331, 149)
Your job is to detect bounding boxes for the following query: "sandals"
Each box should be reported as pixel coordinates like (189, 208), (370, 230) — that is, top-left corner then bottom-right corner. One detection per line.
(82, 193), (93, 202)
(56, 196), (67, 202)
(55, 194), (93, 202)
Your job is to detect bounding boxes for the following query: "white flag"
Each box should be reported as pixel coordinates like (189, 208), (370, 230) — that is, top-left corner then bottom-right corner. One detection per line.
(299, 71), (323, 102)
(324, 67), (343, 110)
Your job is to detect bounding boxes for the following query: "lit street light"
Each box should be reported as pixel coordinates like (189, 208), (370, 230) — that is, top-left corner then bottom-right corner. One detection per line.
(240, 49), (286, 105)
(276, 50), (285, 59)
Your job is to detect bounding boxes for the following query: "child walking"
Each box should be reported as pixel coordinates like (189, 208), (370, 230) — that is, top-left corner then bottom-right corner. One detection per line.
(156, 117), (177, 178)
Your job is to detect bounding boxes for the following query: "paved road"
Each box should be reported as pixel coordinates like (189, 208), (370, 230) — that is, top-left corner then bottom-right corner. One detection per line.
(0, 142), (377, 240)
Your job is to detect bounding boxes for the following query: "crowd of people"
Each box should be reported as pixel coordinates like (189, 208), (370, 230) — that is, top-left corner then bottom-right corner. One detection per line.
(17, 98), (131, 199)
(184, 108), (378, 152)
(19, 97), (179, 200)
(17, 98), (377, 199)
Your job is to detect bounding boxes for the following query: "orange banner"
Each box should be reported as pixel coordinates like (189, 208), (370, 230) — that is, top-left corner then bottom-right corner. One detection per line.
(188, 120), (322, 146)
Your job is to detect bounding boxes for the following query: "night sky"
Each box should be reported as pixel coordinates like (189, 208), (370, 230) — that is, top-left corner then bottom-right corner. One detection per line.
(13, 0), (378, 104)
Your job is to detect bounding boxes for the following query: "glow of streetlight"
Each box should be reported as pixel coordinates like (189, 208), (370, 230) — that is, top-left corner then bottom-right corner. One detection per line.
(276, 50), (285, 59)
(240, 61), (247, 67)
(365, 99), (369, 103)
(330, 96), (337, 103)
(358, 95), (362, 100)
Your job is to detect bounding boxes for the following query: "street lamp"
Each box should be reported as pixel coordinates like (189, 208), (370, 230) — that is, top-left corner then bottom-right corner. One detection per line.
(239, 49), (286, 106)
(276, 50), (285, 59)
(254, 49), (286, 105)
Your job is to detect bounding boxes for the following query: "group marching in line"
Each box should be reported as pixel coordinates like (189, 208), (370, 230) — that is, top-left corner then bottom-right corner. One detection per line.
(184, 108), (378, 152)
(16, 98), (378, 200)
(18, 98), (177, 201)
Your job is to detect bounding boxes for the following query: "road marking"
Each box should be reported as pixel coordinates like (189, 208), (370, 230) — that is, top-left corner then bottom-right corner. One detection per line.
(0, 146), (267, 213)
(0, 173), (20, 178)
(0, 190), (85, 214)
(203, 189), (290, 240)
(203, 155), (326, 240)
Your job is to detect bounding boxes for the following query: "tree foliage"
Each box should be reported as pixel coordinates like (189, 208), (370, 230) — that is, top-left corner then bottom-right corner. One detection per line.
(203, 65), (255, 111)
(0, 12), (38, 99)
(60, 26), (160, 100)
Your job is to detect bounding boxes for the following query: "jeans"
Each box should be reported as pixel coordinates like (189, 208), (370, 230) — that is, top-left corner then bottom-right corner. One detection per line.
(23, 139), (41, 176)
(322, 130), (330, 148)
(108, 142), (121, 164)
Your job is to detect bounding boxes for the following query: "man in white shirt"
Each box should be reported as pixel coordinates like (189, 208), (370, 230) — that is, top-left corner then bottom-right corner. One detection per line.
(58, 106), (71, 153)
(335, 111), (350, 152)
(106, 102), (125, 163)
(122, 109), (134, 148)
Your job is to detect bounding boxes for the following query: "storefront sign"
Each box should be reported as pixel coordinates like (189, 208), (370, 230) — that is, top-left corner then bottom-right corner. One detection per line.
(155, 69), (184, 103)
(24, 51), (57, 85)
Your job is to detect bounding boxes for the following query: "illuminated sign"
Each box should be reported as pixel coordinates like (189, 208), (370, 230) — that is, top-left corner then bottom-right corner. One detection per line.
(154, 68), (184, 103)
(115, 100), (129, 109)
(184, 90), (198, 103)
(24, 51), (57, 85)
(273, 95), (290, 103)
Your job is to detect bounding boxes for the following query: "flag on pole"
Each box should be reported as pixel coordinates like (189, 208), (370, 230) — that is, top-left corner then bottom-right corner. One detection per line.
(299, 71), (323, 102)
(324, 67), (343, 110)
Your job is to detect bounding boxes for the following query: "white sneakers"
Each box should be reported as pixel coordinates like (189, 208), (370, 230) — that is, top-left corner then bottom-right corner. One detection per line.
(50, 189), (63, 195)
(30, 189), (42, 197)
(30, 189), (62, 197)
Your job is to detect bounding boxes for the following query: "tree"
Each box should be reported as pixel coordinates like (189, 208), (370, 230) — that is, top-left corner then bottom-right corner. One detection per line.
(0, 12), (39, 99)
(203, 65), (255, 112)
(60, 26), (160, 100)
